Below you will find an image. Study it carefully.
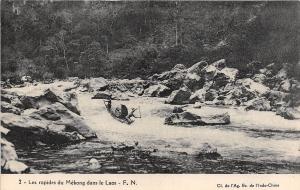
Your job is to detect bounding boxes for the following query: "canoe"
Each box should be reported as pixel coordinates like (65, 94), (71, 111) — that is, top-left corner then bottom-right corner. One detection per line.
(104, 101), (134, 125)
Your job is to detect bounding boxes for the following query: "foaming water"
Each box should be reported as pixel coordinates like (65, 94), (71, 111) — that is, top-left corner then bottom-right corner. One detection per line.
(78, 94), (300, 164)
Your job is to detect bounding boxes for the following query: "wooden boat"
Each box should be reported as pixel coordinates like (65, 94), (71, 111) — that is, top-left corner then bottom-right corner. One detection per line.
(104, 101), (134, 125)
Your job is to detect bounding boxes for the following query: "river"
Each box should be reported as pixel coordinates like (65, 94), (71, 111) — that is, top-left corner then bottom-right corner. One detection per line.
(9, 81), (300, 173)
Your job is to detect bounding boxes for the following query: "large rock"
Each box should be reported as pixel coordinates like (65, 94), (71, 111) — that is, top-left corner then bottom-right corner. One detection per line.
(1, 137), (29, 174)
(265, 90), (289, 107)
(2, 160), (29, 174)
(165, 88), (191, 105)
(1, 102), (22, 115)
(245, 97), (272, 111)
(252, 73), (267, 84)
(1, 103), (97, 146)
(143, 84), (172, 97)
(183, 72), (205, 92)
(19, 89), (80, 115)
(196, 143), (222, 159)
(279, 79), (291, 92)
(211, 59), (226, 69)
(161, 71), (187, 91)
(189, 89), (206, 103)
(276, 106), (300, 120)
(1, 138), (18, 167)
(91, 91), (112, 99)
(164, 111), (230, 126)
(88, 77), (108, 92)
(187, 61), (208, 75)
(235, 78), (270, 95)
(205, 89), (218, 101)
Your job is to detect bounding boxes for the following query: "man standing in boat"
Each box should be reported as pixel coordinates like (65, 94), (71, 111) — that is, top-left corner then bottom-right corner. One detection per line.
(104, 95), (112, 110)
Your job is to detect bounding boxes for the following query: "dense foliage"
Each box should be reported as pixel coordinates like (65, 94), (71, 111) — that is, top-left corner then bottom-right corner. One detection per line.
(1, 0), (299, 81)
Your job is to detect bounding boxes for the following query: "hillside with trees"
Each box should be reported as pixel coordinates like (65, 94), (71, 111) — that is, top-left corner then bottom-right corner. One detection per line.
(1, 0), (299, 81)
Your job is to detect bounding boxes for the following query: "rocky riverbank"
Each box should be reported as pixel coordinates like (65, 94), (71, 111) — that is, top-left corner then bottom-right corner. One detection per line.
(1, 59), (300, 173)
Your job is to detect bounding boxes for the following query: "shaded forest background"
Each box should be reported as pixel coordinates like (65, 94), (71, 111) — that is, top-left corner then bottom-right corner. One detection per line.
(1, 0), (299, 82)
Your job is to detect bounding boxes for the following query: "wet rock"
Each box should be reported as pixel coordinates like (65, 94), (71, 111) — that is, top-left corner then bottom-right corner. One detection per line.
(200, 112), (230, 125)
(197, 143), (222, 159)
(165, 88), (191, 105)
(1, 138), (18, 167)
(111, 143), (136, 152)
(91, 91), (112, 100)
(172, 106), (184, 113)
(1, 137), (29, 174)
(20, 89), (80, 115)
(164, 111), (230, 126)
(245, 97), (271, 111)
(193, 102), (202, 108)
(276, 106), (300, 120)
(88, 158), (101, 169)
(143, 84), (172, 97)
(1, 103), (97, 146)
(1, 102), (22, 115)
(3, 160), (29, 174)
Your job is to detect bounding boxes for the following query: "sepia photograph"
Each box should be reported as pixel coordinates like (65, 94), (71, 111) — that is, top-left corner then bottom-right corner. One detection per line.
(1, 0), (299, 179)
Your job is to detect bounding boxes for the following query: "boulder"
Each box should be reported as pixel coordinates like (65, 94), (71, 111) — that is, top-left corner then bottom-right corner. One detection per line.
(219, 67), (238, 81)
(21, 76), (32, 83)
(91, 91), (112, 99)
(161, 71), (187, 91)
(200, 112), (230, 125)
(2, 160), (29, 174)
(88, 77), (108, 92)
(1, 138), (18, 167)
(205, 89), (218, 101)
(165, 88), (191, 105)
(20, 89), (80, 115)
(164, 111), (230, 126)
(173, 64), (186, 71)
(279, 79), (291, 92)
(172, 106), (185, 113)
(203, 65), (218, 81)
(276, 106), (300, 120)
(1, 103), (97, 146)
(265, 90), (289, 107)
(245, 97), (272, 111)
(252, 73), (267, 84)
(1, 102), (22, 115)
(183, 72), (205, 92)
(189, 89), (206, 103)
(187, 61), (208, 75)
(211, 59), (226, 69)
(193, 102), (202, 108)
(196, 143), (222, 159)
(235, 78), (270, 95)
(143, 84), (172, 97)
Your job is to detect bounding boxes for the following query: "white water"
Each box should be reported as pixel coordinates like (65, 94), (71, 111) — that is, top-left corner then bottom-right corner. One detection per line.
(6, 81), (300, 164)
(78, 93), (300, 164)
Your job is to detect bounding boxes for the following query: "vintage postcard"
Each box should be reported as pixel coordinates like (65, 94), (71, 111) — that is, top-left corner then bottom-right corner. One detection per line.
(1, 0), (299, 190)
